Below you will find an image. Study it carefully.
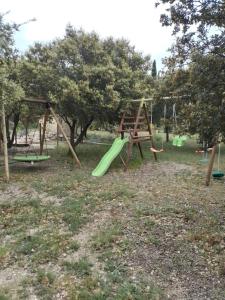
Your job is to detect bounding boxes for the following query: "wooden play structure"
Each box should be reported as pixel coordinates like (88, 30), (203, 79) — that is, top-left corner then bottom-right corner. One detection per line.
(92, 98), (158, 176)
(1, 98), (81, 182)
(117, 98), (158, 167)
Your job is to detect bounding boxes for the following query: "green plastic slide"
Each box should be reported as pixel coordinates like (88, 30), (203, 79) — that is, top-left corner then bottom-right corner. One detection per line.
(92, 137), (129, 177)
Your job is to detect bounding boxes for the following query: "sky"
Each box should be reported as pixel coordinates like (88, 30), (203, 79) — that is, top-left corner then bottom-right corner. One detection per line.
(0, 0), (174, 70)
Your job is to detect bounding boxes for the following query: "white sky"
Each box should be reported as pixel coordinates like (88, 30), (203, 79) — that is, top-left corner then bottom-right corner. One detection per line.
(0, 0), (174, 70)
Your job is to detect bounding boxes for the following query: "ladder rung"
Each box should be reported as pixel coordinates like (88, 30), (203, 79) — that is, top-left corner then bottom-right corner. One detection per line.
(118, 129), (143, 132)
(123, 122), (144, 125)
(124, 116), (145, 119)
(132, 138), (151, 143)
(132, 134), (151, 138)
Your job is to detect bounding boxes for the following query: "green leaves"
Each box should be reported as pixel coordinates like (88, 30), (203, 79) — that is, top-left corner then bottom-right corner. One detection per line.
(22, 26), (153, 146)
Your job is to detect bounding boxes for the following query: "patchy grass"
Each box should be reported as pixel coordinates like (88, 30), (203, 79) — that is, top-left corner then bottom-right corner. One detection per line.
(92, 223), (122, 251)
(1, 134), (225, 299)
(63, 258), (93, 277)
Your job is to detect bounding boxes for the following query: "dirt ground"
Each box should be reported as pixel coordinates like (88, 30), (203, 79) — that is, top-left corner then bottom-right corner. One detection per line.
(0, 158), (225, 299)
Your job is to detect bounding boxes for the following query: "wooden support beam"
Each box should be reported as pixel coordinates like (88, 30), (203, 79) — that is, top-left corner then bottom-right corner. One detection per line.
(143, 103), (157, 161)
(49, 107), (81, 167)
(56, 123), (59, 150)
(39, 122), (42, 153)
(23, 98), (52, 104)
(205, 145), (217, 186)
(25, 123), (28, 144)
(1, 103), (9, 182)
(119, 154), (127, 170)
(40, 110), (49, 155)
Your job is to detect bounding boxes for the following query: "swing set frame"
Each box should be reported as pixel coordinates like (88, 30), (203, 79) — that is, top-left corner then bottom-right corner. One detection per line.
(1, 98), (81, 182)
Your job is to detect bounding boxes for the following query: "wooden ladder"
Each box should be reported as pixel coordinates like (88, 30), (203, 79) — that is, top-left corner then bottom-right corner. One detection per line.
(117, 100), (157, 169)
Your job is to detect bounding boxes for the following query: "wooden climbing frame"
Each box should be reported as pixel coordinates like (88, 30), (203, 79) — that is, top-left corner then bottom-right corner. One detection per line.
(117, 99), (157, 169)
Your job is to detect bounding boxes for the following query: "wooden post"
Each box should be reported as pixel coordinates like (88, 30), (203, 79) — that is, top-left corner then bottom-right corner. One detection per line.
(0, 121), (2, 153)
(49, 107), (81, 167)
(56, 123), (59, 150)
(143, 103), (157, 161)
(40, 111), (49, 155)
(25, 123), (28, 144)
(39, 121), (42, 152)
(205, 145), (217, 186)
(1, 103), (9, 182)
(15, 130), (17, 145)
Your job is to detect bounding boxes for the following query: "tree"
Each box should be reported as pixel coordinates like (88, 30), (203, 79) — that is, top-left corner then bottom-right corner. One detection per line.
(0, 13), (25, 148)
(151, 60), (157, 78)
(23, 26), (154, 148)
(155, 0), (225, 144)
(156, 0), (225, 66)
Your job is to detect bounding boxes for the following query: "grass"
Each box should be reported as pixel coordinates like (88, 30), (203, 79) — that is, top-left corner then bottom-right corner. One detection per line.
(92, 223), (122, 251)
(63, 258), (93, 277)
(1, 131), (225, 299)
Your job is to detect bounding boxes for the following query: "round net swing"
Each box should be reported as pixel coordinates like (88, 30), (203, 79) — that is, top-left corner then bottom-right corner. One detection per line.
(13, 117), (50, 165)
(13, 155), (50, 163)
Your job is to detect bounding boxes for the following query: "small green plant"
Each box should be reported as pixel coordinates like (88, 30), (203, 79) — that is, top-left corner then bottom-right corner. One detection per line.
(69, 240), (80, 251)
(36, 269), (56, 285)
(0, 246), (10, 262)
(16, 231), (71, 265)
(92, 224), (122, 251)
(63, 258), (92, 277)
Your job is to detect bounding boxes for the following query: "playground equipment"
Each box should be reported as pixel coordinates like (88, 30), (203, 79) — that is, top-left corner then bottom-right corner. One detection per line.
(172, 135), (188, 147)
(13, 117), (50, 165)
(92, 137), (129, 176)
(13, 155), (50, 164)
(1, 98), (81, 182)
(206, 142), (224, 186)
(92, 99), (157, 177)
(149, 103), (165, 153)
(170, 104), (188, 147)
(13, 100), (81, 167)
(195, 141), (212, 163)
(212, 143), (224, 178)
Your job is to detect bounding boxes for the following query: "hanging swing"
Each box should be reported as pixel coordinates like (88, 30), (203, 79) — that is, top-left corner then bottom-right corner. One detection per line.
(13, 155), (50, 164)
(212, 143), (224, 178)
(150, 103), (165, 153)
(196, 141), (212, 163)
(171, 103), (188, 147)
(13, 117), (50, 165)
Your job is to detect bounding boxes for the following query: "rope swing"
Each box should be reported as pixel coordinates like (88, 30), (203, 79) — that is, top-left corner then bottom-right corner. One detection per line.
(172, 104), (188, 147)
(212, 142), (224, 178)
(150, 104), (166, 153)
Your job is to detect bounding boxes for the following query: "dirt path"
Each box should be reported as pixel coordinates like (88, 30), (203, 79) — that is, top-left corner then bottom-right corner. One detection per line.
(61, 209), (112, 280)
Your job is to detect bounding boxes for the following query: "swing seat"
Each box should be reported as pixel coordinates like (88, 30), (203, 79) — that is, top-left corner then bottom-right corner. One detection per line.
(195, 149), (205, 154)
(212, 171), (224, 178)
(150, 147), (164, 153)
(172, 135), (187, 147)
(13, 155), (50, 163)
(13, 143), (30, 148)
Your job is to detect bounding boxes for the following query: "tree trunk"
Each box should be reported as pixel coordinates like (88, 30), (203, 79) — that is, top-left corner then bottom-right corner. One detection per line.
(8, 113), (20, 148)
(5, 113), (20, 148)
(74, 117), (94, 147)
(0, 119), (2, 153)
(165, 126), (170, 142)
(6, 117), (10, 146)
(69, 121), (76, 149)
